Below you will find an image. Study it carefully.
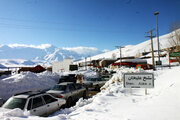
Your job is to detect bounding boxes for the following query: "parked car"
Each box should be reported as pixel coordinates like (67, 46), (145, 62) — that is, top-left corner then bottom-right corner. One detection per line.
(58, 74), (77, 83)
(83, 77), (108, 91)
(2, 91), (66, 116)
(0, 98), (3, 107)
(101, 74), (112, 81)
(47, 82), (86, 107)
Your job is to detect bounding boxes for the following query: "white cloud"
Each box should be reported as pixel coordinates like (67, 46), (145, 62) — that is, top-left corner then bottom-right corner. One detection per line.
(8, 44), (51, 49)
(62, 46), (100, 55)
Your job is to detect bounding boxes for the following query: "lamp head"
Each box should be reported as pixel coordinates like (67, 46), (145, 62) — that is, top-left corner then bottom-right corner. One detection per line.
(154, 11), (159, 15)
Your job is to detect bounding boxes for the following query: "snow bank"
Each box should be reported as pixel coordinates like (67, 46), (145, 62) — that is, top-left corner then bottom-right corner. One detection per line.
(0, 67), (180, 120)
(0, 71), (60, 100)
(0, 108), (26, 118)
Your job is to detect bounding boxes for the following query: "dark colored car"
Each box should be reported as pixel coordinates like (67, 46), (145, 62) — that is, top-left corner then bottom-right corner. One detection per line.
(47, 82), (86, 107)
(83, 77), (109, 91)
(58, 74), (77, 83)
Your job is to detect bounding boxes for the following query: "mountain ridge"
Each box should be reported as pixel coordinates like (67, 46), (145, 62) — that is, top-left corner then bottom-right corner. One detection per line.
(0, 44), (105, 65)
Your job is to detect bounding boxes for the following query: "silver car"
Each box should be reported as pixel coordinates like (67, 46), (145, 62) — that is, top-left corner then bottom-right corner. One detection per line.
(2, 91), (66, 116)
(47, 82), (86, 107)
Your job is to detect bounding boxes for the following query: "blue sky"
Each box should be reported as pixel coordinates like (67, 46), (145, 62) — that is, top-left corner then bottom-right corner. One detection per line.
(0, 0), (180, 51)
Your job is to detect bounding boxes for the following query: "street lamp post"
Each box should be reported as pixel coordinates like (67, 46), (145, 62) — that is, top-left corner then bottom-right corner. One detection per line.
(115, 46), (124, 68)
(154, 11), (161, 65)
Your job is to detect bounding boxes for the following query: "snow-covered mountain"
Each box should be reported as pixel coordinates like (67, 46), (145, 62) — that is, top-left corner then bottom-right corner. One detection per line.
(0, 44), (104, 66)
(0, 29), (179, 67)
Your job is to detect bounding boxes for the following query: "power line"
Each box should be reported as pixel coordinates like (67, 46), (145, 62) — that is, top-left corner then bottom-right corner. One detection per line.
(0, 17), (109, 28)
(0, 22), (122, 33)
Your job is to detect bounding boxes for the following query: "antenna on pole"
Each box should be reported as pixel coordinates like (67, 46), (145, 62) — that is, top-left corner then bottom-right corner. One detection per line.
(115, 46), (124, 68)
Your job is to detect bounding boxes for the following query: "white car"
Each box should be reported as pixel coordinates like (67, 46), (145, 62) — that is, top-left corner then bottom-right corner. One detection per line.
(2, 91), (66, 116)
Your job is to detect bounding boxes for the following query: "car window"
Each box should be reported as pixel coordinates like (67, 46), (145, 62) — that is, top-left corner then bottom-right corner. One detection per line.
(52, 85), (66, 91)
(43, 95), (57, 104)
(32, 97), (44, 109)
(60, 76), (69, 80)
(27, 98), (32, 110)
(2, 97), (26, 110)
(87, 78), (97, 81)
(75, 84), (82, 89)
(69, 84), (76, 91)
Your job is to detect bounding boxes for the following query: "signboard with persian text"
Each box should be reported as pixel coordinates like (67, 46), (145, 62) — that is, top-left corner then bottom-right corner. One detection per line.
(123, 73), (154, 88)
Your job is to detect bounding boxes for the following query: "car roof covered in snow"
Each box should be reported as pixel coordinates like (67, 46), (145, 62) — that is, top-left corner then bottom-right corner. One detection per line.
(57, 82), (74, 85)
(14, 91), (46, 98)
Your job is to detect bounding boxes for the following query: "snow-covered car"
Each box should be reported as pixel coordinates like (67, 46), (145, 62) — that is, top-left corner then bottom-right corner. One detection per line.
(0, 98), (3, 107)
(2, 91), (66, 116)
(47, 82), (86, 107)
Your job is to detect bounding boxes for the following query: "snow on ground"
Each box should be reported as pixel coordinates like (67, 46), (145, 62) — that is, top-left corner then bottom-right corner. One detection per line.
(0, 66), (180, 120)
(0, 71), (59, 100)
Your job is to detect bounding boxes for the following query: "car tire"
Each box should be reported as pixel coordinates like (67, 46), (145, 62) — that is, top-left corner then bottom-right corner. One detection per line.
(95, 85), (100, 91)
(83, 91), (86, 99)
(66, 97), (72, 108)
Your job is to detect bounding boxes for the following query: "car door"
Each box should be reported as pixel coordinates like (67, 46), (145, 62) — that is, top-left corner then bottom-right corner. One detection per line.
(30, 96), (47, 116)
(75, 84), (84, 98)
(42, 94), (60, 115)
(68, 84), (78, 100)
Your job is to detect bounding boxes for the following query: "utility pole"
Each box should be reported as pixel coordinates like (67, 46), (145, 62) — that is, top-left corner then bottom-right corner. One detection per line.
(146, 30), (156, 70)
(115, 46), (124, 68)
(154, 11), (161, 65)
(85, 57), (87, 70)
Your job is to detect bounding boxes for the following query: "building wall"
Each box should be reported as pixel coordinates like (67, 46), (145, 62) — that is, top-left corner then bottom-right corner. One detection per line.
(52, 59), (73, 73)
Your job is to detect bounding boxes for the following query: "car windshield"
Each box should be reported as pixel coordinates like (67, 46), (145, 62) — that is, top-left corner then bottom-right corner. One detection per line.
(52, 85), (66, 91)
(86, 78), (97, 81)
(60, 76), (68, 80)
(101, 76), (110, 81)
(3, 97), (27, 110)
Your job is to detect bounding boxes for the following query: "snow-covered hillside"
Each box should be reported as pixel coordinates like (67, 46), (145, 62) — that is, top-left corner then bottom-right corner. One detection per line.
(84, 31), (173, 63)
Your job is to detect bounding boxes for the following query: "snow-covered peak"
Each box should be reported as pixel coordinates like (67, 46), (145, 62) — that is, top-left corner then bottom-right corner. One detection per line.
(62, 46), (103, 56)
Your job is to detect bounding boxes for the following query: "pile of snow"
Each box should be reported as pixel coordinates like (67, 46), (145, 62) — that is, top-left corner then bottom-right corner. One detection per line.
(0, 66), (180, 120)
(0, 108), (27, 118)
(0, 71), (60, 100)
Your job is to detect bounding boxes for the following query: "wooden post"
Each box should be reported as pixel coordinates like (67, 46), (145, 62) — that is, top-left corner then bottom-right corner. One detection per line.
(146, 30), (156, 70)
(130, 88), (132, 95)
(168, 48), (171, 69)
(145, 89), (147, 95)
